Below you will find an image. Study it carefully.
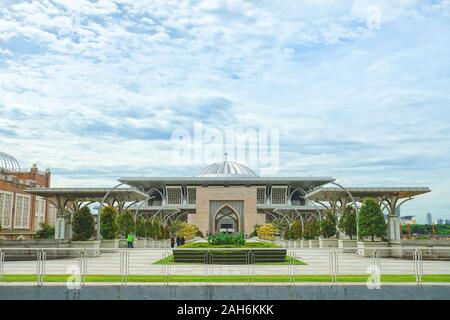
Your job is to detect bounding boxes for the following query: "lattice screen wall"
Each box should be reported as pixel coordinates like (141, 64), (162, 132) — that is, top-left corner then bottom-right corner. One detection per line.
(0, 191), (13, 228)
(14, 194), (31, 229)
(271, 187), (287, 205)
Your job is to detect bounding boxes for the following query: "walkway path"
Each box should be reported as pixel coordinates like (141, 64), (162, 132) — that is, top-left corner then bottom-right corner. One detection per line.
(2, 249), (449, 276)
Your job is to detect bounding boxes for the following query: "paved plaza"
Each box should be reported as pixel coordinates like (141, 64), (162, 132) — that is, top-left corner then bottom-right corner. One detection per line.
(2, 249), (449, 276)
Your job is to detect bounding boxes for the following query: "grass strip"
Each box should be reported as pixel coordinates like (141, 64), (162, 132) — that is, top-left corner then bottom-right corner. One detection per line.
(1, 274), (450, 283)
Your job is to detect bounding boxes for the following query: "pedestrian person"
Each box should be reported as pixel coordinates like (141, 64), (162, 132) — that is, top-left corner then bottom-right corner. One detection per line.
(170, 236), (175, 248)
(127, 232), (135, 248)
(176, 236), (181, 247)
(181, 236), (185, 246)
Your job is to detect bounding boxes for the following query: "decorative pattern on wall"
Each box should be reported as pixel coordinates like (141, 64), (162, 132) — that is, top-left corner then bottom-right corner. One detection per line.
(209, 200), (244, 233)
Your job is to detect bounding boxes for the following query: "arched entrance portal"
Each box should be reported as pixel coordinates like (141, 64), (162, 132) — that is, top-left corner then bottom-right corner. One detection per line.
(214, 205), (240, 234)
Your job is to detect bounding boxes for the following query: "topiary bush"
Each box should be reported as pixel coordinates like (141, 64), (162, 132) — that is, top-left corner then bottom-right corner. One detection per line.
(100, 206), (119, 240)
(72, 206), (95, 241)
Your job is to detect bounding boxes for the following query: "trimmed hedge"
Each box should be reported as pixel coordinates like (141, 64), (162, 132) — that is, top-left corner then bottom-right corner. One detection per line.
(172, 249), (287, 264)
(179, 242), (279, 249)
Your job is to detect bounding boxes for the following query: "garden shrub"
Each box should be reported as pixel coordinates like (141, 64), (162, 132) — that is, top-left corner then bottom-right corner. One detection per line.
(100, 206), (118, 240)
(72, 206), (95, 241)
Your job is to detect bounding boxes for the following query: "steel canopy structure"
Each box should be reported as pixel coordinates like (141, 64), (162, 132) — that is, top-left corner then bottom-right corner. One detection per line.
(306, 187), (431, 202)
(306, 186), (432, 242)
(119, 177), (335, 189)
(26, 187), (149, 239)
(26, 188), (149, 201)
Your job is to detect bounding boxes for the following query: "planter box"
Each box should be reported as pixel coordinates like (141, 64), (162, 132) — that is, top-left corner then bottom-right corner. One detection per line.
(0, 239), (72, 261)
(390, 240), (450, 259)
(147, 240), (170, 248)
(357, 241), (390, 257)
(338, 240), (357, 253)
(300, 240), (307, 248)
(135, 239), (147, 248)
(100, 239), (119, 253)
(319, 239), (338, 248)
(309, 240), (319, 248)
(118, 239), (129, 248)
(70, 240), (101, 257)
(173, 249), (287, 264)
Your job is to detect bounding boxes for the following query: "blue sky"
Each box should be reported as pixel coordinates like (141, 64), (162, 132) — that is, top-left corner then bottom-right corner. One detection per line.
(1, 0), (450, 223)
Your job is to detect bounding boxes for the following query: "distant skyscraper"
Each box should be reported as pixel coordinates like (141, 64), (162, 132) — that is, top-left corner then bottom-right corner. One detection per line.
(437, 219), (444, 225)
(426, 213), (432, 225)
(445, 219), (450, 225)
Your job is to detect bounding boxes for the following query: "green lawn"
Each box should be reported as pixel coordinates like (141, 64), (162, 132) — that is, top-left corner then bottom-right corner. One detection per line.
(153, 255), (306, 265)
(1, 274), (450, 283)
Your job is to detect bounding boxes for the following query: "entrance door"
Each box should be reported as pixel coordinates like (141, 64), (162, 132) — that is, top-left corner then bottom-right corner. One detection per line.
(214, 206), (239, 234)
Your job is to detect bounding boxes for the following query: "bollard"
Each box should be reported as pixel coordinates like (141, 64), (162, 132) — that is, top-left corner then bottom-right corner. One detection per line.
(120, 250), (129, 285)
(329, 251), (338, 284)
(78, 250), (87, 286)
(0, 250), (4, 282)
(36, 250), (46, 286)
(414, 248), (423, 285)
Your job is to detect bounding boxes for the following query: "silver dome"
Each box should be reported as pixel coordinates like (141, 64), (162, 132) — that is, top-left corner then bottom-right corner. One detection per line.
(196, 160), (258, 178)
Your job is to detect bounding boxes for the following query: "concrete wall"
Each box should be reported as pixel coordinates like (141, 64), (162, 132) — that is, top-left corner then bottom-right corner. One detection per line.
(1, 285), (449, 300)
(390, 240), (450, 259)
(0, 239), (72, 260)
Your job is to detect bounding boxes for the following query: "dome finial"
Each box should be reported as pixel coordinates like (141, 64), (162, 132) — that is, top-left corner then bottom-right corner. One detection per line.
(224, 152), (228, 161)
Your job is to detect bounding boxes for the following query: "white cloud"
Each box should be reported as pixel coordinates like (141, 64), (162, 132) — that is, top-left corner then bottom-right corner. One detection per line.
(0, 0), (449, 221)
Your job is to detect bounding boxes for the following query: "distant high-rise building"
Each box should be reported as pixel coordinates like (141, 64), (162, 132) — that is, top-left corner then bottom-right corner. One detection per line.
(437, 219), (444, 225)
(426, 213), (432, 225)
(445, 219), (450, 225)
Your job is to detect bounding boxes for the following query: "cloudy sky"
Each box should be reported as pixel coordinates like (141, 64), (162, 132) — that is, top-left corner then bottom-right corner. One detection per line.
(1, 0), (450, 222)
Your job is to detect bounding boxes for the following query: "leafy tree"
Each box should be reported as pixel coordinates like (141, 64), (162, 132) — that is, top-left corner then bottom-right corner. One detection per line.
(100, 206), (119, 240)
(168, 220), (185, 236)
(116, 210), (136, 237)
(72, 206), (95, 241)
(136, 217), (147, 239)
(145, 219), (154, 239)
(249, 224), (260, 238)
(304, 220), (320, 240)
(271, 218), (288, 237)
(320, 210), (337, 238)
(177, 223), (200, 241)
(339, 206), (357, 240)
(34, 223), (55, 239)
(285, 220), (303, 240)
(256, 224), (278, 241)
(147, 219), (162, 239)
(358, 198), (387, 242)
(160, 224), (170, 239)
